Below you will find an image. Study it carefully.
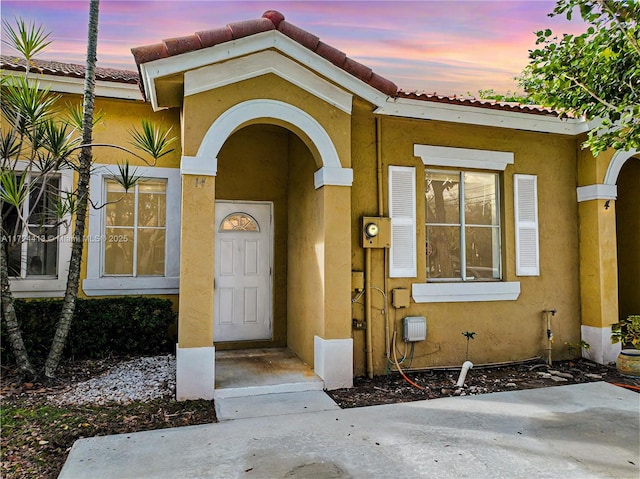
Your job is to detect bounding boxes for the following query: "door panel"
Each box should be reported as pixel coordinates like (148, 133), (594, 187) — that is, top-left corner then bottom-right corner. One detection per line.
(214, 201), (272, 341)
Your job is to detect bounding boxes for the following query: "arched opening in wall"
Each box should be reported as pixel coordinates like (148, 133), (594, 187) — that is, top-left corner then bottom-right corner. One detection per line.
(213, 123), (323, 366)
(616, 156), (640, 321)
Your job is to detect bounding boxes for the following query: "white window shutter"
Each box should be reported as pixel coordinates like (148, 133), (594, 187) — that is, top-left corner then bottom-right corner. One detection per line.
(514, 174), (539, 276)
(389, 166), (416, 277)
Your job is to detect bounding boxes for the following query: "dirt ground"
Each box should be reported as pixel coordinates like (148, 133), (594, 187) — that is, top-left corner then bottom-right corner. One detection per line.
(326, 357), (640, 407)
(1, 356), (639, 479)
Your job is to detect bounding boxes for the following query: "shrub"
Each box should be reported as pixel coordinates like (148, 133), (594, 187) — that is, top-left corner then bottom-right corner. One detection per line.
(1, 297), (177, 365)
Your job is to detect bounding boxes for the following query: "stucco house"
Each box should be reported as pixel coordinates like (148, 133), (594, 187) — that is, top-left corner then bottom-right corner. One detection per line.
(2, 10), (638, 401)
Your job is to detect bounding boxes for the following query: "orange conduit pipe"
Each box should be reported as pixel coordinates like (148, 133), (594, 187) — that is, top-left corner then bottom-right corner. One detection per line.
(610, 383), (640, 392)
(392, 331), (425, 391)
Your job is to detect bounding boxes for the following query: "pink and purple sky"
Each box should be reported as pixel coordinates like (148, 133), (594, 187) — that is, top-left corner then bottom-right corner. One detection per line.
(1, 1), (587, 96)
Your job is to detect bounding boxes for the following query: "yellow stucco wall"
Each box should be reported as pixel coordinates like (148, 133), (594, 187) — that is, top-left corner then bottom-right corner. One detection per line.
(350, 104), (583, 374)
(578, 200), (619, 328)
(287, 135), (325, 365)
(178, 173), (215, 347)
(11, 68), (630, 375)
(182, 73), (351, 168)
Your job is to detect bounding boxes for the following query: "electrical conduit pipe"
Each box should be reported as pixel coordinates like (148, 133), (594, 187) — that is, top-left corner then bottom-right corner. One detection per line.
(456, 361), (474, 387)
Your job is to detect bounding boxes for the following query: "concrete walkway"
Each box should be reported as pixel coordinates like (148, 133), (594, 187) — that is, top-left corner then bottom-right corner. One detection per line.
(58, 382), (639, 479)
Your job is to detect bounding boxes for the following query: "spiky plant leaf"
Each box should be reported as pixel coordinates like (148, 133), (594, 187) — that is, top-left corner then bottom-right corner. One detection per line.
(38, 119), (81, 162)
(129, 119), (176, 161)
(64, 101), (104, 131)
(115, 161), (141, 191)
(2, 17), (52, 65)
(1, 75), (60, 135)
(0, 131), (22, 163)
(0, 169), (29, 208)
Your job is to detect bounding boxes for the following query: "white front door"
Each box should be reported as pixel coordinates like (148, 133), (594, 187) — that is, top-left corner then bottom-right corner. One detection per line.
(214, 201), (272, 341)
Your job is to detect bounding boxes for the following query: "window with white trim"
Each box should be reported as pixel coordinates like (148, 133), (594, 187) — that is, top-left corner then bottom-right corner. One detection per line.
(83, 165), (181, 296)
(4, 168), (73, 298)
(425, 170), (500, 281)
(408, 144), (522, 303)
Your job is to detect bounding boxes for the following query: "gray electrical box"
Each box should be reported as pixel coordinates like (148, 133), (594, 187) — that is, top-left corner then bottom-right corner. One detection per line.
(403, 316), (427, 342)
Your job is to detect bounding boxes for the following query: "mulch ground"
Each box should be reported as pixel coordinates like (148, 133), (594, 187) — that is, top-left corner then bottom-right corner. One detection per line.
(327, 358), (640, 407)
(2, 356), (638, 479)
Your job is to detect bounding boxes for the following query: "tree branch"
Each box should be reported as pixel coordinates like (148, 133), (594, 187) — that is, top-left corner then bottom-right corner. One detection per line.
(562, 73), (619, 111)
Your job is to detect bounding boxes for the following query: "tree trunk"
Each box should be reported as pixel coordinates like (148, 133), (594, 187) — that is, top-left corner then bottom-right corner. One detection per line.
(44, 0), (100, 378)
(0, 208), (37, 379)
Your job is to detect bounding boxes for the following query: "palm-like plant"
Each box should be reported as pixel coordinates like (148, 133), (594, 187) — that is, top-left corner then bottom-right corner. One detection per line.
(1, 10), (176, 380)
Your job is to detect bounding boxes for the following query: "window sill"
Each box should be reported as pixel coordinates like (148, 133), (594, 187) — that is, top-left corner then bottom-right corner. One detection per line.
(412, 281), (520, 303)
(9, 278), (67, 298)
(82, 277), (179, 296)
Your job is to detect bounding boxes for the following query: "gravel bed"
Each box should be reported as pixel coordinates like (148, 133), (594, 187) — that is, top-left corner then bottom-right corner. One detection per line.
(48, 355), (176, 406)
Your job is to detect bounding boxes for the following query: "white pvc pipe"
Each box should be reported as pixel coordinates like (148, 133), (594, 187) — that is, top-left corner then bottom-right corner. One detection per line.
(456, 361), (474, 387)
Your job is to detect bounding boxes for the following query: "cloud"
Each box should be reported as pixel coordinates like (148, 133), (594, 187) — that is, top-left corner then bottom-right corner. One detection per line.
(1, 0), (585, 95)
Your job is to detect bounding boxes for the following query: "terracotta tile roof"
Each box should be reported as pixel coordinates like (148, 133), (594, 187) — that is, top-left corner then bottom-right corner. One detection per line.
(396, 91), (562, 117)
(130, 10), (560, 117)
(130, 10), (398, 97)
(2, 13), (561, 118)
(0, 55), (139, 84)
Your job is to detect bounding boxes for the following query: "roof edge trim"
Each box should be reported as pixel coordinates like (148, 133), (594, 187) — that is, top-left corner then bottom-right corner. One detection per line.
(0, 70), (143, 101)
(376, 97), (589, 135)
(139, 30), (389, 111)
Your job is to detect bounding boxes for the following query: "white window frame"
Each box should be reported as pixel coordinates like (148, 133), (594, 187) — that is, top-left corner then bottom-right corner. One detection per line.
(425, 169), (501, 282)
(412, 144), (520, 303)
(83, 164), (181, 296)
(8, 164), (73, 298)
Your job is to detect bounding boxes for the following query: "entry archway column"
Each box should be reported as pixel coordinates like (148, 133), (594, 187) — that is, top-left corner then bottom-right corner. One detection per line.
(577, 189), (620, 364)
(314, 183), (353, 389)
(176, 158), (217, 400)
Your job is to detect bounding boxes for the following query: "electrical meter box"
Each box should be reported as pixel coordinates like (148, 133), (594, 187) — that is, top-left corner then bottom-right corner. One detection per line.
(403, 316), (427, 342)
(362, 217), (391, 248)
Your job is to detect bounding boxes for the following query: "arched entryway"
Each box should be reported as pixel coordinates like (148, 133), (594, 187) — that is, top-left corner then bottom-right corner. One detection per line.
(615, 156), (640, 321)
(176, 99), (354, 399)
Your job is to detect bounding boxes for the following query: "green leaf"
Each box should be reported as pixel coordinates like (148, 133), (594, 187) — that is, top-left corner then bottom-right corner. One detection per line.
(1, 17), (52, 64)
(128, 119), (176, 161)
(0, 169), (29, 208)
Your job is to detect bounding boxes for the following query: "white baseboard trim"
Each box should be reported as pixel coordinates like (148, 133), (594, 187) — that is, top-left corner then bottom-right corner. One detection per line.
(176, 344), (215, 400)
(314, 336), (353, 390)
(581, 325), (620, 365)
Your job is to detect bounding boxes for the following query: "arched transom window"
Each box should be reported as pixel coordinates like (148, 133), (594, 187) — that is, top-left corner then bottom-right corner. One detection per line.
(219, 213), (260, 232)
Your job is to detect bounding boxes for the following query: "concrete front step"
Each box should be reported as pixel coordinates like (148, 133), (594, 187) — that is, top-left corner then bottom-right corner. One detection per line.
(213, 379), (324, 399)
(214, 390), (340, 421)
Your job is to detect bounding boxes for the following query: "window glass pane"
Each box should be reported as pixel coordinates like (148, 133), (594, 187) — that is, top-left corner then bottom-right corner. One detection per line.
(2, 200), (22, 276)
(426, 225), (461, 279)
(26, 226), (58, 276)
(104, 228), (133, 275)
(28, 176), (59, 226)
(465, 226), (500, 279)
(6, 242), (22, 277)
(106, 180), (127, 193)
(220, 213), (259, 232)
(464, 172), (498, 226)
(138, 180), (166, 194)
(426, 172), (460, 224)
(138, 187), (166, 228)
(137, 229), (166, 276)
(106, 180), (134, 227)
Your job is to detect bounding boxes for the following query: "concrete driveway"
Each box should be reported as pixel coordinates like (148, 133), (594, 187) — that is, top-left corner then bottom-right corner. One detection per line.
(58, 382), (639, 479)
